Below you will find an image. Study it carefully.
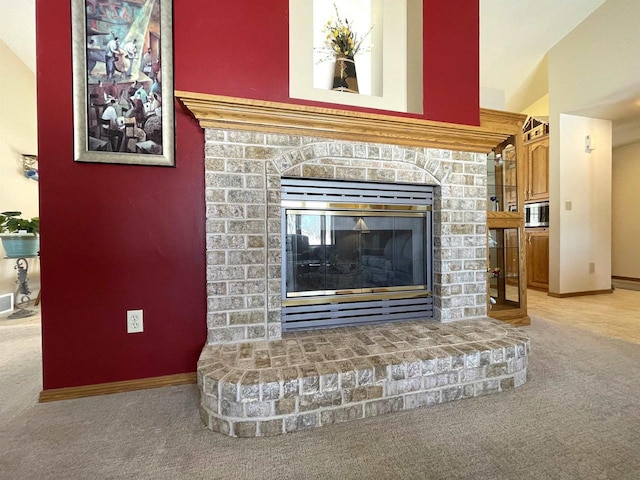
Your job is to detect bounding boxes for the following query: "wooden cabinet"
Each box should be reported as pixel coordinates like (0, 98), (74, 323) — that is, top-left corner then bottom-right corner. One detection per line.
(487, 127), (530, 327)
(525, 136), (549, 201)
(504, 228), (520, 284)
(521, 118), (549, 292)
(523, 123), (549, 202)
(525, 228), (549, 290)
(503, 146), (518, 207)
(488, 143), (518, 212)
(488, 223), (528, 326)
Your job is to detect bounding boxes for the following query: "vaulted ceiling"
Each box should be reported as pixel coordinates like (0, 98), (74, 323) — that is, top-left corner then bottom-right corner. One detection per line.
(480, 0), (606, 109)
(0, 0), (36, 73)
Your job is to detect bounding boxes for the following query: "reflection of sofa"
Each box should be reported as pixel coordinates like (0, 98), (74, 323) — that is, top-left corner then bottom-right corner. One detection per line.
(361, 233), (413, 287)
(285, 232), (416, 293)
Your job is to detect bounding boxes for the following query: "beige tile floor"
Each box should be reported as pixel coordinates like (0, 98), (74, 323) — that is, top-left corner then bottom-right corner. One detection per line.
(527, 287), (640, 344)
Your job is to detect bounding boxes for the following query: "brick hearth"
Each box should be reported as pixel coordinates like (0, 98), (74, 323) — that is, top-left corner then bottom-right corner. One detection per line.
(198, 318), (529, 437)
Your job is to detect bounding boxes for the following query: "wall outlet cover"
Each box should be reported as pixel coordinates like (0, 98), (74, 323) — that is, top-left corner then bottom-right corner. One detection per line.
(127, 309), (143, 333)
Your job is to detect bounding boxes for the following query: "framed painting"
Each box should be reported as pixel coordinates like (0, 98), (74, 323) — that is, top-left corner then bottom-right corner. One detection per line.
(71, 0), (174, 166)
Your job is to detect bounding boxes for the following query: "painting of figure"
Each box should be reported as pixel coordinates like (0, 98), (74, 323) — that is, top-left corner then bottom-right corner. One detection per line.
(72, 0), (174, 166)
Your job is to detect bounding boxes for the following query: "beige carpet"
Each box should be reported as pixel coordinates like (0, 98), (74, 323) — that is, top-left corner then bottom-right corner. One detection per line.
(1, 295), (639, 479)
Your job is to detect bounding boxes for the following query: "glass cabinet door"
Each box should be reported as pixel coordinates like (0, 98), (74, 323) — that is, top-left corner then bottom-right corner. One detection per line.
(486, 120), (529, 326)
(488, 227), (520, 310)
(487, 135), (518, 213)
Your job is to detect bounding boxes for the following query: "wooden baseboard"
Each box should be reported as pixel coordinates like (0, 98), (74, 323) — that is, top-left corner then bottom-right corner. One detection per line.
(527, 285), (549, 292)
(39, 372), (197, 403)
(504, 315), (531, 327)
(612, 276), (640, 282)
(547, 289), (613, 298)
(488, 312), (531, 326)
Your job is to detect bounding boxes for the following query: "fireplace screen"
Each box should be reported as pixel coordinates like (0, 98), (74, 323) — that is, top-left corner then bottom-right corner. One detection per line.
(280, 178), (434, 331)
(285, 210), (428, 297)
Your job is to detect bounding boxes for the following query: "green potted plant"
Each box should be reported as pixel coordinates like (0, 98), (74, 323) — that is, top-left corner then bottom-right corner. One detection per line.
(0, 211), (40, 258)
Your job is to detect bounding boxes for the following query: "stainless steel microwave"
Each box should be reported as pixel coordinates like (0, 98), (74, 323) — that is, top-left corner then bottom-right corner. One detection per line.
(525, 201), (549, 228)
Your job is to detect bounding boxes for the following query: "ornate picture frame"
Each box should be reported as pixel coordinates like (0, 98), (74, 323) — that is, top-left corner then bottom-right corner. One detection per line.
(71, 0), (174, 166)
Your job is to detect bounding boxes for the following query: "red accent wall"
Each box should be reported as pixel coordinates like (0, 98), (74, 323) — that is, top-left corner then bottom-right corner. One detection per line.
(423, 2), (479, 124)
(174, 0), (479, 124)
(37, 0), (479, 390)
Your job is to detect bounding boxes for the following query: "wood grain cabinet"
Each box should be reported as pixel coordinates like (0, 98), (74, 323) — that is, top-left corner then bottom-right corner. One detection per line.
(487, 127), (530, 327)
(504, 148), (518, 207)
(523, 123), (549, 202)
(488, 227), (523, 315)
(525, 228), (549, 290)
(504, 228), (520, 284)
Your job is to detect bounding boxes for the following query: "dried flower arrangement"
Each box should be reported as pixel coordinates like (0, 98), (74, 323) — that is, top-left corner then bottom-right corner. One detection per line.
(319, 3), (373, 61)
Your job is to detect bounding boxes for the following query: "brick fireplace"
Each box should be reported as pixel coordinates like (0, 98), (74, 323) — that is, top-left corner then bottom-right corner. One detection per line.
(178, 93), (530, 436)
(203, 130), (489, 342)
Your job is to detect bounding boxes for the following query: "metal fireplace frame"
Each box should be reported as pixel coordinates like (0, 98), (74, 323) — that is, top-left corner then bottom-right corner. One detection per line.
(280, 178), (434, 331)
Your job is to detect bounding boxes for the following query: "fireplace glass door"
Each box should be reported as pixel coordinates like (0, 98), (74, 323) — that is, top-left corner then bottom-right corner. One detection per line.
(284, 209), (428, 298)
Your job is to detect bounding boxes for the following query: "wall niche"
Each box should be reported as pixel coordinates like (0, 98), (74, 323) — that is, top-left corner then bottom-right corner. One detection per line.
(289, 0), (423, 114)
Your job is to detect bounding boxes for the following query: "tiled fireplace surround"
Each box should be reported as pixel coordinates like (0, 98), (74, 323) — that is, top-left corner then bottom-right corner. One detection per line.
(179, 94), (530, 437)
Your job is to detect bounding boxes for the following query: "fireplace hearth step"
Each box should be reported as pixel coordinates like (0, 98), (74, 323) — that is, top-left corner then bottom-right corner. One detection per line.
(197, 318), (529, 437)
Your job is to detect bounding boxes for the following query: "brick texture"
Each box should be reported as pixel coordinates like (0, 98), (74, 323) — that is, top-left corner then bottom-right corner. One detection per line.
(204, 129), (488, 344)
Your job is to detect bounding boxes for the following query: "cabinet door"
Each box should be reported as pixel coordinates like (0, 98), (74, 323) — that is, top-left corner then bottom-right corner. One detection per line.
(504, 160), (518, 207)
(488, 227), (521, 309)
(503, 144), (518, 208)
(527, 137), (549, 201)
(505, 228), (519, 285)
(526, 230), (549, 290)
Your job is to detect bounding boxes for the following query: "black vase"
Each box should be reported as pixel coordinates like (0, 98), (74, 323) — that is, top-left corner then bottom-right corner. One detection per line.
(332, 54), (359, 93)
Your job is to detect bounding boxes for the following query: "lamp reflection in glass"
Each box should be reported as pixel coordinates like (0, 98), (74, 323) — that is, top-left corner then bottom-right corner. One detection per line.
(353, 217), (370, 233)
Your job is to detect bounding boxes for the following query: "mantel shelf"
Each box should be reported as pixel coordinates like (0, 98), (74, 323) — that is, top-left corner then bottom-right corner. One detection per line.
(175, 91), (525, 153)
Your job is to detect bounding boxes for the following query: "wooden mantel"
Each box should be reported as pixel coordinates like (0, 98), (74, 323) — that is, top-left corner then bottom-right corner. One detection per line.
(175, 91), (525, 153)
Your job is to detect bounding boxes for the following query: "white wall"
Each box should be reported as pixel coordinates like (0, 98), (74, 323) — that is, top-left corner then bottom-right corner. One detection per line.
(506, 56), (548, 114)
(479, 87), (505, 111)
(612, 141), (640, 279)
(551, 115), (611, 293)
(0, 39), (39, 296)
(614, 118), (640, 149)
(548, 0), (639, 120)
(547, 0), (639, 294)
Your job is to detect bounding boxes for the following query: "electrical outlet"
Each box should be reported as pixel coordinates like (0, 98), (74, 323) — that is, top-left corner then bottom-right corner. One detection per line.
(589, 262), (595, 274)
(127, 309), (143, 333)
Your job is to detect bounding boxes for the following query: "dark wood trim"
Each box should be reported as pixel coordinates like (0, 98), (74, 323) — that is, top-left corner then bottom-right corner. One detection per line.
(175, 91), (525, 153)
(612, 275), (640, 282)
(547, 289), (613, 298)
(527, 285), (549, 293)
(39, 372), (197, 403)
